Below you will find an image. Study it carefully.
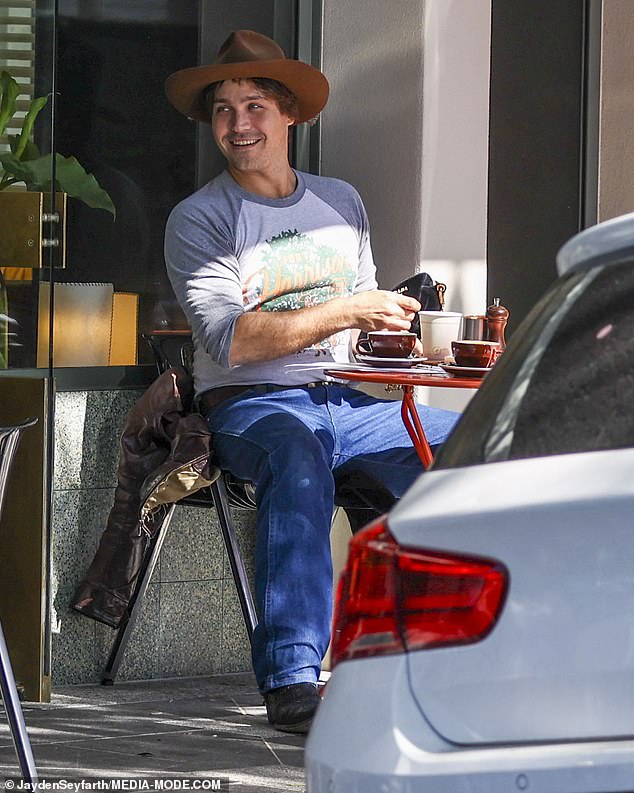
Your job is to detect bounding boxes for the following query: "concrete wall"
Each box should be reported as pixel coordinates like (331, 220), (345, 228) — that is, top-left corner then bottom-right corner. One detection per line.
(419, 0), (491, 315)
(321, 0), (426, 289)
(321, 0), (490, 315)
(321, 0), (490, 412)
(597, 0), (634, 221)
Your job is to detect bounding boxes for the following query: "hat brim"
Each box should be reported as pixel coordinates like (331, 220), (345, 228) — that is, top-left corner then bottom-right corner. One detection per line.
(165, 59), (329, 124)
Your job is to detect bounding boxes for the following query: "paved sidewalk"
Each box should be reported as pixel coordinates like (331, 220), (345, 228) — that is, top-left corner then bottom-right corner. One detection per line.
(0, 674), (306, 792)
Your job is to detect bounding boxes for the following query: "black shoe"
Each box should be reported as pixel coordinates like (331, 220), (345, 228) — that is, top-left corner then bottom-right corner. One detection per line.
(263, 682), (321, 733)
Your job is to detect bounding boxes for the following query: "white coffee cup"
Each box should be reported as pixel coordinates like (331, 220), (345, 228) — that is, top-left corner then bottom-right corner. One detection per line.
(418, 311), (463, 361)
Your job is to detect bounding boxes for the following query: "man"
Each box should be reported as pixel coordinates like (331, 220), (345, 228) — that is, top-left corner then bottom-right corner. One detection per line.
(164, 30), (458, 733)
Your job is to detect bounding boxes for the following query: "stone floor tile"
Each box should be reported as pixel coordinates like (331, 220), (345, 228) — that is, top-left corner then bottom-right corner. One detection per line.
(0, 673), (308, 792)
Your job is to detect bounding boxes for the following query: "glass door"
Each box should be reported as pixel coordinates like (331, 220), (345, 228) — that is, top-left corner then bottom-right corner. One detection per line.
(1, 0), (56, 371)
(0, 0), (56, 702)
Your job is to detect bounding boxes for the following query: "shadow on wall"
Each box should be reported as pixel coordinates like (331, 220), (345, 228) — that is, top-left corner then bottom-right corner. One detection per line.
(321, 1), (490, 309)
(321, 46), (425, 288)
(322, 45), (488, 314)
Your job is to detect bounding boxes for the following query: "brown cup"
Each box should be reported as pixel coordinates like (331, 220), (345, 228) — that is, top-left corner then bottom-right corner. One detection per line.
(357, 331), (417, 358)
(451, 339), (500, 368)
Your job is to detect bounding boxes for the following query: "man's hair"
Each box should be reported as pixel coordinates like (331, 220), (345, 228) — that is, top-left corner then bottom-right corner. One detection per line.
(203, 77), (300, 122)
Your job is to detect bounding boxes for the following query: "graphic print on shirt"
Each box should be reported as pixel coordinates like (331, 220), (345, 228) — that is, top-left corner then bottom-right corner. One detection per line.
(242, 229), (356, 353)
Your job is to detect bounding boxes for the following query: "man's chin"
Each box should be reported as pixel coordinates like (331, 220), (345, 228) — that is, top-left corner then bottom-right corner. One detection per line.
(228, 157), (262, 173)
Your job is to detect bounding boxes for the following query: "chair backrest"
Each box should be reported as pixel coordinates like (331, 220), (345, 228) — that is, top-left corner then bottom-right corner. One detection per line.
(142, 331), (194, 376)
(0, 418), (38, 520)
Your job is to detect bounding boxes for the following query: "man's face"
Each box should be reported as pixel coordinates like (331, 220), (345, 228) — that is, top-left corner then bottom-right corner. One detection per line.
(211, 79), (294, 177)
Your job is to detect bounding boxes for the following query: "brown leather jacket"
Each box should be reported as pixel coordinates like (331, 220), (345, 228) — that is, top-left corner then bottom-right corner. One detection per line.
(72, 367), (219, 628)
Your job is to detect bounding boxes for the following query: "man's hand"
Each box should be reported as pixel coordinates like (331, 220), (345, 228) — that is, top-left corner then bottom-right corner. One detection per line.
(412, 337), (425, 357)
(347, 290), (421, 332)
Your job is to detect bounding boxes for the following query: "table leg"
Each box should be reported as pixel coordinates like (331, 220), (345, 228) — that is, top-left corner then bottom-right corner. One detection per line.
(400, 386), (434, 468)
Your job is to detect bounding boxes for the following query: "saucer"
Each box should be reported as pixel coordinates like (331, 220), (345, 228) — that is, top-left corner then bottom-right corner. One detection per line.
(439, 363), (492, 378)
(356, 354), (428, 369)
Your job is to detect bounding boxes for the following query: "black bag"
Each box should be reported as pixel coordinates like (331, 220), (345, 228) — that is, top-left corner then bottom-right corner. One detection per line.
(391, 272), (446, 337)
(356, 273), (446, 348)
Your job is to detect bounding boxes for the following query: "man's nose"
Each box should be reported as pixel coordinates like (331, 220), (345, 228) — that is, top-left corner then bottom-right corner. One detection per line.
(232, 109), (250, 132)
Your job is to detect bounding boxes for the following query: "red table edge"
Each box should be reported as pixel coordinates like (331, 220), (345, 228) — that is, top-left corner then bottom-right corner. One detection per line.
(324, 368), (484, 389)
(324, 366), (484, 468)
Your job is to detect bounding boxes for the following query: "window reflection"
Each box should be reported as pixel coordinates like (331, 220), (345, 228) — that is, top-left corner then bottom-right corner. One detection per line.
(0, 0), (198, 369)
(53, 0), (198, 365)
(2, 0), (298, 370)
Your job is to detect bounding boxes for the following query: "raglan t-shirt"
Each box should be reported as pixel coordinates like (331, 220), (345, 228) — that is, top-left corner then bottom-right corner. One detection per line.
(164, 169), (378, 396)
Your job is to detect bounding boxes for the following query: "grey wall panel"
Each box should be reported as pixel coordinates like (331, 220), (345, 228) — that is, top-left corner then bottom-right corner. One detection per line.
(487, 0), (586, 334)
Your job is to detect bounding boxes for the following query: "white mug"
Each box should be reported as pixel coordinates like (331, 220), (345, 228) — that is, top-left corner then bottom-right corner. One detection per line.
(418, 311), (462, 361)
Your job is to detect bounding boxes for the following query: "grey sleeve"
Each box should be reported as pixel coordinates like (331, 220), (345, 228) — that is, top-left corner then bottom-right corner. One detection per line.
(353, 196), (378, 294)
(164, 201), (242, 369)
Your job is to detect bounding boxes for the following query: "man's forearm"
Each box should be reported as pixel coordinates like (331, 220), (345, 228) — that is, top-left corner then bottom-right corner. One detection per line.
(228, 289), (421, 366)
(229, 298), (353, 365)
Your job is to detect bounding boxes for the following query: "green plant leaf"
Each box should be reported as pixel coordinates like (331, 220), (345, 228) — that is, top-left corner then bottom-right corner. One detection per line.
(8, 135), (40, 161)
(0, 71), (19, 139)
(0, 153), (115, 216)
(13, 94), (48, 159)
(54, 155), (116, 217)
(0, 152), (42, 189)
(0, 70), (115, 216)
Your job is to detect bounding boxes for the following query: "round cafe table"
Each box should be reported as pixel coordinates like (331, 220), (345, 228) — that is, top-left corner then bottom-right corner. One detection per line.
(324, 365), (484, 468)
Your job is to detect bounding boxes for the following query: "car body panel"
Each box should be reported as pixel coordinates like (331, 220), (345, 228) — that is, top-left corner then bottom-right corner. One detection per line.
(306, 656), (634, 793)
(556, 209), (634, 274)
(306, 216), (634, 791)
(388, 447), (634, 744)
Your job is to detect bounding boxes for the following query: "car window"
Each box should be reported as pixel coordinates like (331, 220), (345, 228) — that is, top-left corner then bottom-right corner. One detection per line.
(433, 260), (634, 469)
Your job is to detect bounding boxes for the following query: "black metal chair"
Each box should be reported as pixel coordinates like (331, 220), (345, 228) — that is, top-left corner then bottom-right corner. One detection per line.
(101, 332), (390, 684)
(0, 417), (38, 786)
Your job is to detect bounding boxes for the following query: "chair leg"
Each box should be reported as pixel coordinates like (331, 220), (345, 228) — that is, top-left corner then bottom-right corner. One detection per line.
(0, 621), (38, 785)
(211, 478), (258, 641)
(101, 504), (177, 685)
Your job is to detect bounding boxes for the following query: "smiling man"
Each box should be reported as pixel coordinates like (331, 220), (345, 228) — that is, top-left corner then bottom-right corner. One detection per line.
(210, 80), (297, 197)
(164, 30), (458, 733)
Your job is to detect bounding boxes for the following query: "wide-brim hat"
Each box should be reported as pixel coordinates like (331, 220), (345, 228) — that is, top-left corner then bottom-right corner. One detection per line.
(165, 29), (329, 125)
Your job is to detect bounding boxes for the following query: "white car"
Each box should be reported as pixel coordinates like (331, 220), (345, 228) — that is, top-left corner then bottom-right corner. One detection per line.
(306, 213), (634, 793)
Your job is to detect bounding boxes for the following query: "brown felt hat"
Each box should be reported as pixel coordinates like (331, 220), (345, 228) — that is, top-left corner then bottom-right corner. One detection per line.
(165, 29), (329, 124)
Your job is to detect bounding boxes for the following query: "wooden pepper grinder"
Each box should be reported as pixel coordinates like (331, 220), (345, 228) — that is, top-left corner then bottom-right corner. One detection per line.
(486, 297), (509, 351)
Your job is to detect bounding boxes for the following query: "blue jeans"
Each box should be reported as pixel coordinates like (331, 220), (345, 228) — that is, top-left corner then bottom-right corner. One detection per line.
(205, 383), (458, 692)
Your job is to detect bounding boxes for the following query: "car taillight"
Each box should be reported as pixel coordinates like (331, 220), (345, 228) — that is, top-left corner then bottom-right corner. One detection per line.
(331, 516), (508, 667)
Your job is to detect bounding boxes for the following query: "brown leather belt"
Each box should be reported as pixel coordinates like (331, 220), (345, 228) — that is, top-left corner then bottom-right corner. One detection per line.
(198, 381), (332, 413)
(198, 385), (254, 413)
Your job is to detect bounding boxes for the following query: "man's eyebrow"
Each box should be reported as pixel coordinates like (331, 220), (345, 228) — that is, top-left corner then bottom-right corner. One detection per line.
(212, 94), (265, 104)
